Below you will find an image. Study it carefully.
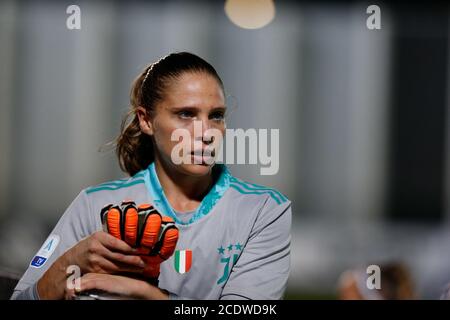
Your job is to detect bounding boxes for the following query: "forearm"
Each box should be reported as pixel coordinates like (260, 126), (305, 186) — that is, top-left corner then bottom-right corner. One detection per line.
(141, 285), (170, 300)
(37, 251), (72, 300)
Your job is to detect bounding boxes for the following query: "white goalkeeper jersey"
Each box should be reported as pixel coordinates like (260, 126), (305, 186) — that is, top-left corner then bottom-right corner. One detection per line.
(11, 163), (291, 300)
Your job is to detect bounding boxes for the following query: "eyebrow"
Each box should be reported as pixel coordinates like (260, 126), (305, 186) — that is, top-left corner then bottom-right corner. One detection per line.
(170, 106), (226, 112)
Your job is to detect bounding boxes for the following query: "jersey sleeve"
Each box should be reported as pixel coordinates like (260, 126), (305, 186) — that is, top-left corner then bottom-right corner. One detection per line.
(220, 198), (292, 300)
(10, 190), (95, 299)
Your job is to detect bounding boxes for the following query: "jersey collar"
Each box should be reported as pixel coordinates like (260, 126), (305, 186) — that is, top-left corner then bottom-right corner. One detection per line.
(143, 162), (231, 225)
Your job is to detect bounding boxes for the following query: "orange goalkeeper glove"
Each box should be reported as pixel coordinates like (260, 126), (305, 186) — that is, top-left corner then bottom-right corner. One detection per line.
(100, 200), (179, 285)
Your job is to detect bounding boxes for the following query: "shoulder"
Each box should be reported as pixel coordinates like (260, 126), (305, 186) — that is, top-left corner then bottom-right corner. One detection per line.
(226, 176), (291, 244)
(84, 171), (146, 195)
(82, 170), (149, 211)
(227, 175), (290, 207)
(80, 171), (150, 226)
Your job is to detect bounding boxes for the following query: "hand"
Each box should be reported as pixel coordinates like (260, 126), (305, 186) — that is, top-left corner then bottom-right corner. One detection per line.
(101, 201), (179, 282)
(37, 231), (146, 300)
(65, 273), (169, 300)
(66, 231), (146, 274)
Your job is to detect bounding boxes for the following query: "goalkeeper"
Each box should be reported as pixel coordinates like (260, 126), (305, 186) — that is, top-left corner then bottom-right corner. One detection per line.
(11, 52), (291, 300)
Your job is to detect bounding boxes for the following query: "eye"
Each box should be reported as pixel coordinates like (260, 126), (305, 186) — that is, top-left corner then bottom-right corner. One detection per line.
(177, 110), (195, 119)
(209, 111), (225, 121)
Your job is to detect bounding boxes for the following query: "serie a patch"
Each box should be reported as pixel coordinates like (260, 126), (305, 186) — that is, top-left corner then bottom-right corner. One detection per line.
(30, 234), (60, 268)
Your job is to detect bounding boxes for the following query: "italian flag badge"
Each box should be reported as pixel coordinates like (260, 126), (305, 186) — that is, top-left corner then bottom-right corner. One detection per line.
(174, 250), (192, 274)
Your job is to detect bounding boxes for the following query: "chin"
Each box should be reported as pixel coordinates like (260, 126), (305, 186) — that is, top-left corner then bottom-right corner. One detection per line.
(178, 163), (213, 177)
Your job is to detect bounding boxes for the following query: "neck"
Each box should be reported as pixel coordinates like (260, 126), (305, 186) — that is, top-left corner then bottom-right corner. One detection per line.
(154, 157), (214, 212)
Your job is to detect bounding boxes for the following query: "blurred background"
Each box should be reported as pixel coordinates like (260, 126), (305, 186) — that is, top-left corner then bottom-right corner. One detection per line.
(0, 0), (450, 299)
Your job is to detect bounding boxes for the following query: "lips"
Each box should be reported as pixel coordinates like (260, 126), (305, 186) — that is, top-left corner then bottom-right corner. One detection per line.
(191, 149), (215, 157)
(189, 149), (215, 165)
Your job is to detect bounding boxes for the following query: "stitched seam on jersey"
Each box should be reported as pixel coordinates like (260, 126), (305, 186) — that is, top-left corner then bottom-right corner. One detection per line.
(85, 179), (145, 194)
(95, 178), (128, 187)
(93, 171), (146, 188)
(230, 176), (287, 202)
(247, 195), (271, 242)
(246, 182), (287, 202)
(230, 184), (281, 205)
(231, 182), (284, 204)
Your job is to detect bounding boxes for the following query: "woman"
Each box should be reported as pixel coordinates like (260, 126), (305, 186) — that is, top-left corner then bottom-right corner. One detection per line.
(11, 52), (291, 300)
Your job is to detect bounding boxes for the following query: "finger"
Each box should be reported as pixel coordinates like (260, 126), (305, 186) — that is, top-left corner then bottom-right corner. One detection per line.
(138, 204), (162, 249)
(158, 217), (179, 259)
(91, 236), (144, 268)
(106, 206), (122, 240)
(92, 256), (144, 274)
(97, 231), (137, 254)
(79, 273), (103, 293)
(113, 261), (147, 274)
(122, 202), (138, 247)
(141, 214), (162, 248)
(159, 228), (179, 259)
(105, 250), (146, 269)
(100, 204), (113, 232)
(79, 273), (143, 298)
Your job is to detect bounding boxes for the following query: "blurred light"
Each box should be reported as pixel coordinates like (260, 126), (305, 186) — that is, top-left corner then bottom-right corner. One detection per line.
(224, 0), (276, 30)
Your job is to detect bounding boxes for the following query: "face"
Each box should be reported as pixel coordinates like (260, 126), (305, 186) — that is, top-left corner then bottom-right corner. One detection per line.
(138, 71), (226, 177)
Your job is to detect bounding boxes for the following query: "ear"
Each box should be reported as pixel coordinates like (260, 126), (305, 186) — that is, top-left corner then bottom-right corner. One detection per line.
(136, 106), (154, 136)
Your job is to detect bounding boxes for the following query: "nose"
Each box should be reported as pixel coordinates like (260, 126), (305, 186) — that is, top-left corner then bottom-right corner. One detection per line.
(203, 131), (215, 145)
(193, 118), (215, 145)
